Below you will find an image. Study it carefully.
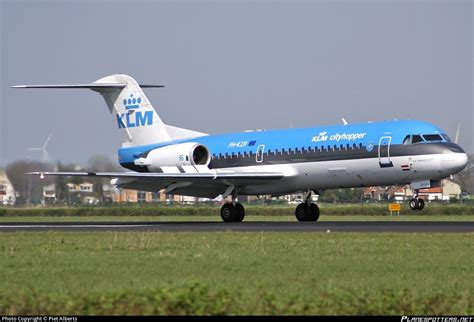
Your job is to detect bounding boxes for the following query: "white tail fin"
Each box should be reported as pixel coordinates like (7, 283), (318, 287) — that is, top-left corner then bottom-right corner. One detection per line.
(12, 74), (207, 147)
(93, 74), (171, 147)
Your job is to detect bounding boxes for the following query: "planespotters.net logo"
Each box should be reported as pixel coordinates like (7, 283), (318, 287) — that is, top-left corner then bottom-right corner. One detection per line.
(401, 317), (473, 322)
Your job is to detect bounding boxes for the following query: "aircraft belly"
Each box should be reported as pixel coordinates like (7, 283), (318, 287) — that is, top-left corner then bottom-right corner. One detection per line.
(233, 154), (449, 194)
(118, 154), (449, 197)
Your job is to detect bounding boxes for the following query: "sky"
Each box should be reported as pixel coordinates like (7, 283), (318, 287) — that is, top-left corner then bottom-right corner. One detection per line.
(0, 0), (472, 167)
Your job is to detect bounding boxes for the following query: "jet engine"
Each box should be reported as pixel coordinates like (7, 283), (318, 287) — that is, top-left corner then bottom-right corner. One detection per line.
(134, 142), (211, 170)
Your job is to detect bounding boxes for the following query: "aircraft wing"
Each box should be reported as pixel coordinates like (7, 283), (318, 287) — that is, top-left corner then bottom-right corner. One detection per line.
(28, 171), (284, 198)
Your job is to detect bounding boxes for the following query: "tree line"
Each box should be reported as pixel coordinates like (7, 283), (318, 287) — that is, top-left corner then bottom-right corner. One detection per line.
(4, 154), (121, 205)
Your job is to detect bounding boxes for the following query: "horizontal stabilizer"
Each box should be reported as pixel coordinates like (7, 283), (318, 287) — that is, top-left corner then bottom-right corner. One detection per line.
(11, 84), (164, 89)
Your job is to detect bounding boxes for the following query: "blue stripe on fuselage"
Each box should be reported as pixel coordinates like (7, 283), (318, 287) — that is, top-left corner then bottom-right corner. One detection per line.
(118, 120), (447, 165)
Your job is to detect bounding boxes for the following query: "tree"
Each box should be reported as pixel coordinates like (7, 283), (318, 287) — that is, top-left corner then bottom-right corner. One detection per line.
(318, 188), (364, 204)
(86, 154), (121, 203)
(452, 154), (473, 195)
(54, 161), (87, 204)
(5, 160), (53, 205)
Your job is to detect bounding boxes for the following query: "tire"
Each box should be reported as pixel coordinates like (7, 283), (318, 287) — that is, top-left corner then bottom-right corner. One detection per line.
(221, 203), (237, 222)
(409, 198), (419, 210)
(235, 203), (245, 222)
(309, 203), (320, 221)
(295, 203), (310, 221)
(417, 198), (425, 211)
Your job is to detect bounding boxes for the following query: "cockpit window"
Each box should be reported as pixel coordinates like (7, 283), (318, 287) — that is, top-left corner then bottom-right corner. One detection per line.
(412, 135), (423, 144)
(441, 134), (451, 142)
(403, 135), (411, 145)
(422, 134), (443, 142)
(403, 133), (446, 145)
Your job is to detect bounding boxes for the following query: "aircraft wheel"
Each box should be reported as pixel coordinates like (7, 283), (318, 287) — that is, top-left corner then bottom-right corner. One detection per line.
(409, 198), (419, 211)
(417, 198), (425, 211)
(309, 203), (320, 221)
(235, 203), (245, 222)
(221, 203), (238, 222)
(295, 203), (311, 221)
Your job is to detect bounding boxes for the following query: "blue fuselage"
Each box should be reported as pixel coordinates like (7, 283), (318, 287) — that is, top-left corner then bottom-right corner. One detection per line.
(118, 120), (463, 170)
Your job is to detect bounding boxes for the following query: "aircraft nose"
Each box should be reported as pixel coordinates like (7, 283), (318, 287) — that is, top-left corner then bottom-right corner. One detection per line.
(441, 151), (468, 174)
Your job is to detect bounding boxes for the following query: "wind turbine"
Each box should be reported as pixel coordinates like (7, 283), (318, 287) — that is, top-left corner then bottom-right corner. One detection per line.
(454, 122), (461, 144)
(27, 131), (54, 163)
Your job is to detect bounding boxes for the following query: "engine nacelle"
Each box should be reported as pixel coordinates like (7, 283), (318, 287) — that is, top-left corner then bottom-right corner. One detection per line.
(134, 142), (211, 170)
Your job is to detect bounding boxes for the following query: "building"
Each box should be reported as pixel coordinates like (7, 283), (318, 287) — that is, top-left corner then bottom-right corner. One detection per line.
(0, 170), (16, 205)
(419, 180), (462, 202)
(43, 184), (56, 205)
(111, 188), (214, 204)
(112, 189), (159, 203)
(42, 182), (115, 205)
(364, 180), (462, 203)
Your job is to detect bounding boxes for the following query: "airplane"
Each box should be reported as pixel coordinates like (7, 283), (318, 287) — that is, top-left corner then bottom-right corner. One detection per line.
(12, 74), (468, 222)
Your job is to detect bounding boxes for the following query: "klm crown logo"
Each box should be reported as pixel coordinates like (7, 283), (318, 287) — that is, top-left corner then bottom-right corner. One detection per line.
(123, 94), (142, 110)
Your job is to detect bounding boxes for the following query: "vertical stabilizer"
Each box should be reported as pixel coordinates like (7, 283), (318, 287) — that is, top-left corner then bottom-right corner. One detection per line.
(92, 74), (171, 147)
(12, 74), (208, 147)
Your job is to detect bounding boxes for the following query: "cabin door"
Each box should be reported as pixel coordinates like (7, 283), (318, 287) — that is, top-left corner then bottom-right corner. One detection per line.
(378, 136), (393, 168)
(256, 145), (265, 163)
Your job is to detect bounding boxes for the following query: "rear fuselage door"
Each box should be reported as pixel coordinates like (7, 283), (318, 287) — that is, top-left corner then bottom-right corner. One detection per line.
(256, 144), (265, 163)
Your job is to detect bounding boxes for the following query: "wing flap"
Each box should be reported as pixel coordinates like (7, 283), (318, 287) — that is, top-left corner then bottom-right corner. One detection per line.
(28, 171), (283, 179)
(28, 171), (284, 199)
(27, 171), (284, 185)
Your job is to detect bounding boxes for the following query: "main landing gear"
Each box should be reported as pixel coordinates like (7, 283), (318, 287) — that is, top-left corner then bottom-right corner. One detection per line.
(409, 197), (425, 211)
(220, 188), (245, 222)
(295, 191), (320, 222)
(409, 190), (425, 211)
(220, 189), (321, 223)
(220, 202), (245, 222)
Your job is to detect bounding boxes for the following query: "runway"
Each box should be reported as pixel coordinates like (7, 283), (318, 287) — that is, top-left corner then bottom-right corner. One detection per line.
(0, 221), (473, 233)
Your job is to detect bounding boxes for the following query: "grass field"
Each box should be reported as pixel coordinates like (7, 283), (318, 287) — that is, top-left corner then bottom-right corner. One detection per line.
(1, 203), (473, 218)
(1, 215), (474, 222)
(1, 231), (473, 315)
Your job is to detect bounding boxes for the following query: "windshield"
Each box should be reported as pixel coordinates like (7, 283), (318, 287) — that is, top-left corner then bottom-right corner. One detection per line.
(402, 133), (447, 145)
(422, 134), (443, 142)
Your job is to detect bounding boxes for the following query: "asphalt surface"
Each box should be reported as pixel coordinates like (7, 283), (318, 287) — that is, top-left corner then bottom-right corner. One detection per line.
(0, 221), (473, 233)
